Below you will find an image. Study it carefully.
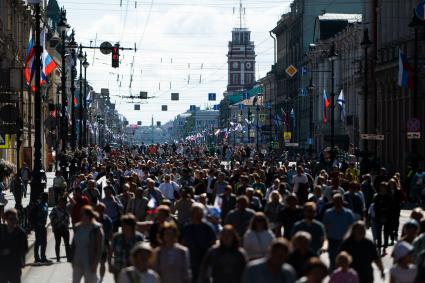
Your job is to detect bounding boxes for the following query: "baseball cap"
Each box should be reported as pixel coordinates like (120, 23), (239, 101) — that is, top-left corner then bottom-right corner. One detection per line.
(392, 241), (413, 261)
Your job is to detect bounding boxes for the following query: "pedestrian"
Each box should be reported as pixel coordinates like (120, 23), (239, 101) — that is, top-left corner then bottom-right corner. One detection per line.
(323, 193), (355, 270)
(34, 192), (51, 264)
(9, 173), (24, 208)
(83, 179), (101, 206)
(118, 243), (160, 283)
(108, 213), (144, 282)
(288, 232), (316, 278)
(126, 188), (148, 221)
(329, 251), (359, 283)
(181, 203), (216, 283)
(49, 197), (71, 262)
(243, 212), (275, 261)
(52, 171), (66, 205)
(278, 194), (303, 239)
(102, 185), (124, 232)
(154, 221), (191, 283)
(95, 203), (113, 283)
(373, 182), (393, 255)
(0, 208), (28, 283)
(68, 187), (90, 227)
(264, 191), (284, 236)
(19, 163), (31, 198)
(339, 221), (384, 283)
(294, 257), (328, 283)
(225, 195), (256, 238)
(71, 205), (104, 283)
(219, 185), (237, 220)
(242, 238), (296, 283)
(390, 241), (417, 283)
(291, 202), (326, 256)
(198, 225), (247, 283)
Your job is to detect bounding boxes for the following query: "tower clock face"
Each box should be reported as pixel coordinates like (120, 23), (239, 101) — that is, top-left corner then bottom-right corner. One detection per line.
(245, 62), (252, 69)
(232, 62), (239, 69)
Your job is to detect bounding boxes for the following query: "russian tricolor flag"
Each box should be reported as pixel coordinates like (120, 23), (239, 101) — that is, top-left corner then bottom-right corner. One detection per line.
(398, 49), (413, 90)
(24, 28), (57, 91)
(323, 90), (330, 124)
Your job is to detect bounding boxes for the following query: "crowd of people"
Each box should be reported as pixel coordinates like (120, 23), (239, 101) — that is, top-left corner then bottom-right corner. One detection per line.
(0, 142), (425, 283)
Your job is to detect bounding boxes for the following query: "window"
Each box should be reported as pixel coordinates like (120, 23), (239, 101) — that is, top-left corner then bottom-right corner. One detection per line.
(232, 74), (239, 85)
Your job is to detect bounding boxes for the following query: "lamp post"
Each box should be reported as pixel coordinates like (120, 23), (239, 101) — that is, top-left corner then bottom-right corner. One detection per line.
(57, 8), (70, 150)
(30, 1), (42, 202)
(256, 103), (260, 151)
(327, 43), (338, 153)
(308, 78), (315, 152)
(408, 9), (424, 166)
(360, 29), (372, 156)
(77, 45), (84, 147)
(69, 31), (77, 150)
(83, 54), (89, 147)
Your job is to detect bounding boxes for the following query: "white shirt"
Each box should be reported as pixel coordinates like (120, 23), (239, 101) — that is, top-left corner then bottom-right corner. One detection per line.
(292, 174), (308, 193)
(159, 181), (179, 200)
(390, 264), (417, 283)
(243, 229), (275, 260)
(118, 267), (159, 283)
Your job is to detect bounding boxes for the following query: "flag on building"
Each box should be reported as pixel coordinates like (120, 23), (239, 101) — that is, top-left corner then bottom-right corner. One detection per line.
(398, 49), (414, 89)
(323, 89), (330, 123)
(24, 28), (57, 91)
(337, 89), (346, 122)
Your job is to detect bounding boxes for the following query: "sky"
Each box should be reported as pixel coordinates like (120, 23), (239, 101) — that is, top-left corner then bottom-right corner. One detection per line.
(61, 0), (291, 125)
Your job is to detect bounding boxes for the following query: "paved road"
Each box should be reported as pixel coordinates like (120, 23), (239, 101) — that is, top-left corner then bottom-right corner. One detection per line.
(22, 226), (115, 283)
(11, 172), (413, 283)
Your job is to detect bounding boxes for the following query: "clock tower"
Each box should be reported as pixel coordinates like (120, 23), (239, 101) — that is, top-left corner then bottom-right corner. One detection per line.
(227, 26), (256, 92)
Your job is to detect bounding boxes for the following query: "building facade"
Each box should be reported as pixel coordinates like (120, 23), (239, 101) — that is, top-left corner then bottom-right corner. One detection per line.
(363, 0), (425, 171)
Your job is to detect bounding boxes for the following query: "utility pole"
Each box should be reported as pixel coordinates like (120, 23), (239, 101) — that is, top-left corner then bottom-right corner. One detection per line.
(30, 1), (42, 202)
(151, 116), (154, 144)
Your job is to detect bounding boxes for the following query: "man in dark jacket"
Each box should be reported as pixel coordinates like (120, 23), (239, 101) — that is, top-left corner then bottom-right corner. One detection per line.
(0, 208), (28, 283)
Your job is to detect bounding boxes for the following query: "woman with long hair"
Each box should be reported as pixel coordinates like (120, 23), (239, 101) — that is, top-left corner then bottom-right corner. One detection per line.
(198, 225), (247, 283)
(339, 221), (385, 283)
(243, 212), (275, 261)
(71, 205), (104, 283)
(154, 221), (191, 283)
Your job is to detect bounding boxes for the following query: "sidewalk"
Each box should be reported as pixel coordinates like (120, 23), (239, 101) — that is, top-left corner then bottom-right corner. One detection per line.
(4, 172), (55, 252)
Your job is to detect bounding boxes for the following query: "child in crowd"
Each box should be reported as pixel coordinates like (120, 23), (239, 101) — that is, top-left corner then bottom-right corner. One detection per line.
(329, 251), (359, 283)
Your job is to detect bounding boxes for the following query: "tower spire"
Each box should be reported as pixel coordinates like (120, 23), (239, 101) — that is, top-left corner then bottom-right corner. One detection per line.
(239, 0), (242, 29)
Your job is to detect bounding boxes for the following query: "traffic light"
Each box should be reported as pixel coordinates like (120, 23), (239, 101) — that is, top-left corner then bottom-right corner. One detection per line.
(112, 44), (120, 68)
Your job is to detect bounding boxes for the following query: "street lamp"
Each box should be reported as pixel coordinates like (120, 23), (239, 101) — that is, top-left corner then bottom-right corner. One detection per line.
(83, 54), (89, 147)
(308, 78), (315, 152)
(408, 9), (425, 166)
(360, 29), (372, 156)
(57, 8), (70, 150)
(69, 30), (77, 150)
(77, 45), (85, 148)
(327, 42), (338, 153)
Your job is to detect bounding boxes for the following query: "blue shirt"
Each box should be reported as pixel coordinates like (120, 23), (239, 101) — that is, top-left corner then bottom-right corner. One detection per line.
(323, 207), (354, 240)
(37, 202), (49, 227)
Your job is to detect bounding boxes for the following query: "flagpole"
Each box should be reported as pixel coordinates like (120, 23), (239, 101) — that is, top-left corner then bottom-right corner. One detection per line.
(30, 1), (43, 202)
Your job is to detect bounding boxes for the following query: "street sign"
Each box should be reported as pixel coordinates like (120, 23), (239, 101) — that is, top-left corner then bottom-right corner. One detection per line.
(285, 142), (299, 147)
(0, 134), (9, 149)
(416, 1), (425, 21)
(307, 138), (314, 145)
(285, 65), (298, 78)
(100, 42), (113, 55)
(208, 93), (216, 101)
(360, 134), (384, 140)
(407, 118), (421, 132)
(171, 93), (179, 101)
(283, 131), (292, 142)
(407, 132), (421, 139)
